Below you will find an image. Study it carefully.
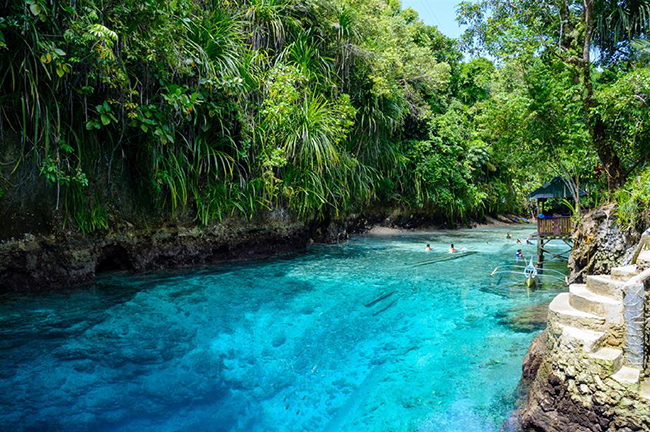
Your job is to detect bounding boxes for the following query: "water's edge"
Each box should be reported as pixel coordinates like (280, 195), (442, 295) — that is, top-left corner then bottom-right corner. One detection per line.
(0, 212), (526, 293)
(0, 216), (363, 293)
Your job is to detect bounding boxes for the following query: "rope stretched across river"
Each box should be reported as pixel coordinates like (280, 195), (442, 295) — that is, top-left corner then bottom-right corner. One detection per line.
(411, 251), (478, 268)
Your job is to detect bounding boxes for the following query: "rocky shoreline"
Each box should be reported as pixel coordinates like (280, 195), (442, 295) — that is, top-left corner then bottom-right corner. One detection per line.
(0, 215), (376, 292)
(568, 204), (640, 284)
(0, 223), (299, 292)
(0, 208), (529, 292)
(519, 329), (650, 432)
(516, 206), (650, 432)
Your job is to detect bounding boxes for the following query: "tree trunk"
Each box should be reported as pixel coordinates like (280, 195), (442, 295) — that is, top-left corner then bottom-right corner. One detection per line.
(581, 0), (624, 191)
(592, 117), (624, 190)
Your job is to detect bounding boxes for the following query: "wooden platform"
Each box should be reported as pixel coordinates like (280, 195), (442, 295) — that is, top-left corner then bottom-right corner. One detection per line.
(536, 216), (573, 264)
(537, 216), (572, 237)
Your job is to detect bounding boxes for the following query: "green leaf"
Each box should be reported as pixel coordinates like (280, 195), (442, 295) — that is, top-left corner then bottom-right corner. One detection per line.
(100, 114), (111, 126)
(29, 3), (41, 16)
(141, 124), (149, 133)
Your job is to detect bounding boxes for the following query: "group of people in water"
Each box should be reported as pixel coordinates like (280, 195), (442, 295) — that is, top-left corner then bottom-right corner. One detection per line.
(506, 232), (534, 245)
(423, 232), (534, 261)
(424, 243), (464, 253)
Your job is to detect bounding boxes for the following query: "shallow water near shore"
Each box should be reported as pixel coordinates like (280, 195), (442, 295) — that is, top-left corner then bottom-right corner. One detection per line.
(0, 226), (568, 432)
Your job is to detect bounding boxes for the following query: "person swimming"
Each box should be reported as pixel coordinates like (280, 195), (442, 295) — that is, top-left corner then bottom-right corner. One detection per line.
(516, 249), (523, 260)
(425, 244), (432, 251)
(506, 233), (512, 239)
(449, 243), (458, 253)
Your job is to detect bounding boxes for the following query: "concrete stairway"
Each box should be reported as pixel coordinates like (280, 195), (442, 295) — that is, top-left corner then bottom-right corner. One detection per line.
(547, 250), (650, 398)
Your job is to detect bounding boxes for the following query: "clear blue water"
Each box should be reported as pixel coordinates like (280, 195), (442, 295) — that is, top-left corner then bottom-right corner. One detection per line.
(0, 226), (568, 432)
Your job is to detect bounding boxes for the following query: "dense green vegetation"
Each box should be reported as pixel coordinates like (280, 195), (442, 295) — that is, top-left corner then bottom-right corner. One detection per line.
(458, 0), (650, 227)
(1, 0), (649, 233)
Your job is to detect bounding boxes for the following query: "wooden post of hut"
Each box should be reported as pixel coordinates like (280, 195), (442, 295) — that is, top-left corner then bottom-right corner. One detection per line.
(528, 177), (585, 266)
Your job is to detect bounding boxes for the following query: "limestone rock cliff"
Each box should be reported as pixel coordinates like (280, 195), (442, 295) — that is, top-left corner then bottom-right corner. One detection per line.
(0, 210), (383, 292)
(0, 222), (305, 292)
(569, 204), (641, 283)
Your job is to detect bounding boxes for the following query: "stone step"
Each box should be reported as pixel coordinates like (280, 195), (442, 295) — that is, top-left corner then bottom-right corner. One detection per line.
(548, 293), (607, 332)
(586, 275), (624, 300)
(555, 324), (606, 353)
(611, 365), (641, 387)
(588, 347), (624, 376)
(640, 379), (650, 400)
(611, 265), (640, 281)
(568, 284), (623, 323)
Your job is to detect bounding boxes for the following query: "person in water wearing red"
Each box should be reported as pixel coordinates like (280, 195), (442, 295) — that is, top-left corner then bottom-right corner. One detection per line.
(449, 244), (458, 253)
(425, 244), (432, 251)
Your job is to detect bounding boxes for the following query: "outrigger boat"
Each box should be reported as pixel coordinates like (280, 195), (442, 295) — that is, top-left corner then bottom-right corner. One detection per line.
(490, 258), (566, 288)
(524, 258), (539, 287)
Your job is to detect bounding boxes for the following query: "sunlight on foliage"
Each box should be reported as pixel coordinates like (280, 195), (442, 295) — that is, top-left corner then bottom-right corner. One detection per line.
(2, 0), (648, 232)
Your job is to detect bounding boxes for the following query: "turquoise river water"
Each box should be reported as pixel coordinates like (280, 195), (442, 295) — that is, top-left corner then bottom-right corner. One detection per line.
(0, 226), (569, 432)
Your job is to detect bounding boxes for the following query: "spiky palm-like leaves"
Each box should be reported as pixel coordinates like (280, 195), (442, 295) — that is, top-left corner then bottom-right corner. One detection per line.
(283, 32), (332, 85)
(332, 5), (360, 87)
(285, 94), (341, 171)
(186, 7), (244, 79)
(243, 0), (296, 50)
(594, 0), (650, 63)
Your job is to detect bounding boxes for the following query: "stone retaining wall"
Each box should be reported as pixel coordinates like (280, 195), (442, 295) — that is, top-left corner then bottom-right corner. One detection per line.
(520, 252), (650, 431)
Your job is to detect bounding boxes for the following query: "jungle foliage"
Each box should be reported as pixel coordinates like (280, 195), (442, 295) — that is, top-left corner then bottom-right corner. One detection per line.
(458, 0), (650, 227)
(459, 0), (650, 198)
(1, 0), (649, 233)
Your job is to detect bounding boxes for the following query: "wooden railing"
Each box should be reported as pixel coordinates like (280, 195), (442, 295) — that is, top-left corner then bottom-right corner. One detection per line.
(537, 216), (572, 237)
